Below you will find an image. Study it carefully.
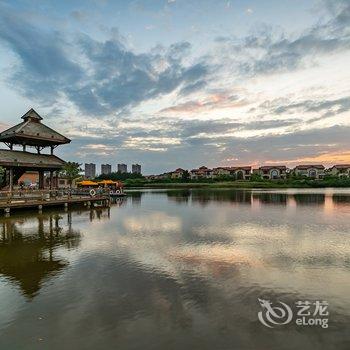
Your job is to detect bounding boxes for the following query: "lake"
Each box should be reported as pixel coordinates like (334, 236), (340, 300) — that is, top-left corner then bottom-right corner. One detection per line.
(0, 188), (349, 350)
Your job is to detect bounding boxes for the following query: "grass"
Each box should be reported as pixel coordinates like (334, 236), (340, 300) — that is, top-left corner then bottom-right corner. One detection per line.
(123, 177), (350, 189)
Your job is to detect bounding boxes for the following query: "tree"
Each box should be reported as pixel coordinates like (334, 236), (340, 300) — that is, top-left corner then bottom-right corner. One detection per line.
(181, 170), (190, 182)
(61, 162), (82, 187)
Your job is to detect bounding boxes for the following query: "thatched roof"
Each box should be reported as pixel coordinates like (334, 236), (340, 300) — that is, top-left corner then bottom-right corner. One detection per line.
(0, 108), (71, 147)
(0, 149), (65, 169)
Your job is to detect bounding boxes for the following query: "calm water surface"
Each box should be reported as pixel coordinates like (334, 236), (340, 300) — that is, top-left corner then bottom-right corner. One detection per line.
(0, 188), (349, 350)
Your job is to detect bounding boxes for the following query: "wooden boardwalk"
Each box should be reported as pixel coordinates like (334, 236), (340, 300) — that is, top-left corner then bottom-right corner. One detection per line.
(0, 189), (110, 214)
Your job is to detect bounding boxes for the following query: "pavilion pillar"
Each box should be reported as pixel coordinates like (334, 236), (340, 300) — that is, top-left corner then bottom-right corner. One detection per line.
(9, 168), (13, 192)
(38, 170), (44, 189)
(55, 171), (59, 189)
(23, 144), (26, 152)
(49, 171), (53, 190)
(50, 146), (54, 155)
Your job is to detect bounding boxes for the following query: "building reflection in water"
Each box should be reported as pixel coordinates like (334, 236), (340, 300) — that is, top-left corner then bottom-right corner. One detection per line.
(191, 190), (252, 206)
(252, 192), (288, 205)
(293, 193), (325, 205)
(167, 190), (190, 204)
(163, 189), (350, 211)
(0, 208), (110, 299)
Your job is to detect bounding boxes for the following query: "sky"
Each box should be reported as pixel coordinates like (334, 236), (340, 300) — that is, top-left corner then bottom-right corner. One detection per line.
(0, 0), (349, 174)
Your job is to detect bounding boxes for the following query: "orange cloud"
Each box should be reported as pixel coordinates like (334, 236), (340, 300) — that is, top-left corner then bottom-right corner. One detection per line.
(266, 150), (350, 167)
(161, 94), (248, 113)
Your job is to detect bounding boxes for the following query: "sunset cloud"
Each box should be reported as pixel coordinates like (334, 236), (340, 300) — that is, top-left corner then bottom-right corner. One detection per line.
(0, 0), (349, 173)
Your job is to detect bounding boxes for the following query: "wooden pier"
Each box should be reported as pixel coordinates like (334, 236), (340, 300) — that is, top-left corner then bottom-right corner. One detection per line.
(0, 189), (111, 214)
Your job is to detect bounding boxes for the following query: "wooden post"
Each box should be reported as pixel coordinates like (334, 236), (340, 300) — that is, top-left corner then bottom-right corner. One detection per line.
(50, 146), (54, 155)
(49, 171), (53, 190)
(9, 168), (13, 192)
(23, 144), (26, 152)
(39, 170), (44, 189)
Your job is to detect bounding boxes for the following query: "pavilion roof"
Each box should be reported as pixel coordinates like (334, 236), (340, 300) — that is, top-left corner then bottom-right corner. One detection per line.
(0, 149), (66, 169)
(0, 108), (71, 147)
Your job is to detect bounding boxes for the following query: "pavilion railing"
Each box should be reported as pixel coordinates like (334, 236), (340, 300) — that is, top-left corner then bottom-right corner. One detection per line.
(0, 188), (110, 204)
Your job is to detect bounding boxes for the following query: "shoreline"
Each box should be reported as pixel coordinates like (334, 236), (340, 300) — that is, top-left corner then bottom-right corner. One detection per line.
(124, 180), (350, 189)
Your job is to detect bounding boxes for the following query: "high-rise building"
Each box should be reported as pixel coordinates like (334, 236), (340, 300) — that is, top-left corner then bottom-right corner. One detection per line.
(117, 164), (127, 173)
(101, 164), (112, 175)
(132, 164), (142, 174)
(85, 163), (96, 178)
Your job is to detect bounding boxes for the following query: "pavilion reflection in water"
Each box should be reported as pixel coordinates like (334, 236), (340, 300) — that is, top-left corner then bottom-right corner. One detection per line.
(0, 208), (110, 298)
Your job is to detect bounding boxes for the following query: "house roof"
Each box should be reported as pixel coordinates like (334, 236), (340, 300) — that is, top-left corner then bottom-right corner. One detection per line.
(332, 164), (350, 169)
(0, 108), (71, 147)
(294, 165), (325, 170)
(0, 149), (66, 169)
(214, 166), (251, 171)
(259, 165), (287, 170)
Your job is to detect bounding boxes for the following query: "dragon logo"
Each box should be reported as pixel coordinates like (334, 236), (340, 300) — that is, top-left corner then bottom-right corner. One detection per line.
(258, 298), (293, 328)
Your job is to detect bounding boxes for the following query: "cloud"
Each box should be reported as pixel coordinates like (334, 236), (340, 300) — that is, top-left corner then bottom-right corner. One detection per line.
(254, 96), (350, 122)
(0, 5), (82, 102)
(0, 4), (208, 116)
(160, 93), (246, 113)
(216, 0), (350, 76)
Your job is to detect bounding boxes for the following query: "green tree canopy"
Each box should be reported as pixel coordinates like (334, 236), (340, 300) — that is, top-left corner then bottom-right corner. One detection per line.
(61, 162), (82, 187)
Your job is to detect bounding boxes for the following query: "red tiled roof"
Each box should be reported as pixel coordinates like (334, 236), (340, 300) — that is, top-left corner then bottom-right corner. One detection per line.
(332, 164), (350, 169)
(294, 165), (325, 170)
(259, 165), (287, 170)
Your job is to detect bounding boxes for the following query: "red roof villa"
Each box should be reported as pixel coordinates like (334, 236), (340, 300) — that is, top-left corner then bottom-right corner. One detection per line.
(329, 165), (350, 177)
(293, 165), (325, 179)
(257, 166), (287, 180)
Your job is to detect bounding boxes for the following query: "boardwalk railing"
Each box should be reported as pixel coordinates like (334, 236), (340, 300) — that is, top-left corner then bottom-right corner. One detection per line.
(0, 188), (110, 205)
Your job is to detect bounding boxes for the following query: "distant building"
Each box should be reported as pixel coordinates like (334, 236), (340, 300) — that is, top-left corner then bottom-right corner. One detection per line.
(85, 163), (96, 178)
(118, 164), (127, 173)
(257, 166), (287, 180)
(212, 166), (251, 180)
(329, 165), (350, 177)
(101, 164), (112, 175)
(293, 165), (325, 179)
(190, 166), (212, 179)
(170, 168), (185, 179)
(18, 171), (39, 186)
(132, 164), (142, 174)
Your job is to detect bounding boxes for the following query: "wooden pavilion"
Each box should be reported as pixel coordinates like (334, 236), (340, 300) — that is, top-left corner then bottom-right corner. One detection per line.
(0, 108), (71, 190)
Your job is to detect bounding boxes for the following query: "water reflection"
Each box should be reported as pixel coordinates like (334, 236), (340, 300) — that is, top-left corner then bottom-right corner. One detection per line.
(160, 189), (350, 210)
(191, 189), (252, 206)
(252, 192), (287, 205)
(0, 209), (109, 298)
(0, 189), (349, 349)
